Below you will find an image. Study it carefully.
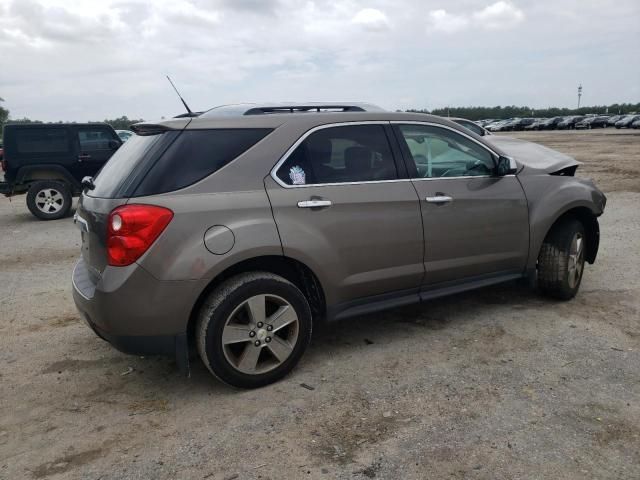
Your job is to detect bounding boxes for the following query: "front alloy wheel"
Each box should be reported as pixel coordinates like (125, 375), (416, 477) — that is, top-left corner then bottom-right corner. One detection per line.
(567, 232), (585, 290)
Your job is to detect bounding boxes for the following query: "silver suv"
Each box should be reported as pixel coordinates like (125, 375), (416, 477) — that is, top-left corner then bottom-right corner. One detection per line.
(72, 104), (606, 388)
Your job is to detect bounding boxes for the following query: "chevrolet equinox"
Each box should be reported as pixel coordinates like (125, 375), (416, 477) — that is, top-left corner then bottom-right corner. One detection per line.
(72, 103), (606, 388)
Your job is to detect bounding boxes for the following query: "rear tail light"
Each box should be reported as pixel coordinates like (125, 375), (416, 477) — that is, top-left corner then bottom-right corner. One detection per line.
(107, 204), (173, 266)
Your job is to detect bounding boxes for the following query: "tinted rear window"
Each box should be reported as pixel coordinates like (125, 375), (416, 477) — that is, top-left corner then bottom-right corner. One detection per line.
(133, 129), (272, 196)
(14, 128), (69, 154)
(90, 132), (179, 198)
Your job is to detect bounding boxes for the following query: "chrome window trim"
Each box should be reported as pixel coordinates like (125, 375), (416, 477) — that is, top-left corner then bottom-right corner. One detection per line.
(269, 120), (517, 189)
(411, 174), (515, 181)
(390, 120), (501, 159)
(392, 120), (518, 172)
(270, 121), (404, 189)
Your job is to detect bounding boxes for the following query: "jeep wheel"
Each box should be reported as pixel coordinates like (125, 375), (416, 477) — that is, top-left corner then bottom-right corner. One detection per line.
(26, 181), (72, 220)
(197, 272), (312, 388)
(537, 219), (586, 300)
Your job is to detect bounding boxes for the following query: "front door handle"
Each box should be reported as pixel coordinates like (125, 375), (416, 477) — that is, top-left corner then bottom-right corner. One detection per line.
(297, 199), (332, 209)
(425, 195), (453, 204)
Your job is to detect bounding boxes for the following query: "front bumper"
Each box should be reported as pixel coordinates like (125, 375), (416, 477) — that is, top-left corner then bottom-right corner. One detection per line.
(72, 258), (201, 373)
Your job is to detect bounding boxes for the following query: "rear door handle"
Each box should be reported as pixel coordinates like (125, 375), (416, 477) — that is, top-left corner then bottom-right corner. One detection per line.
(425, 195), (453, 204)
(297, 199), (332, 208)
(78, 154), (91, 162)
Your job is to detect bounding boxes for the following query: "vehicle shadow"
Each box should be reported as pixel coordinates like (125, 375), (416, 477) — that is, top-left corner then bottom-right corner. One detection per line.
(62, 280), (553, 399)
(182, 280), (551, 393)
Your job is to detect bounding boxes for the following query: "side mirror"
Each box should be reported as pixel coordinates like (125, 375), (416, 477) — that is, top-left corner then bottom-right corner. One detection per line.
(495, 156), (517, 176)
(109, 139), (121, 150)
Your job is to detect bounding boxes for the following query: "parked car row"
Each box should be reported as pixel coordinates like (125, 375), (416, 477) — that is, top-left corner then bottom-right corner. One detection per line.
(479, 114), (640, 131)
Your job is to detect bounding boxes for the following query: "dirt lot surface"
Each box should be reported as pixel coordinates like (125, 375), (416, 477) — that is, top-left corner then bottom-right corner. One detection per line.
(1, 130), (639, 479)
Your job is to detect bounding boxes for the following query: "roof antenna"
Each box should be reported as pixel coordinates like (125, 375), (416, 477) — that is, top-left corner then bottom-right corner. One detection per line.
(166, 75), (194, 117)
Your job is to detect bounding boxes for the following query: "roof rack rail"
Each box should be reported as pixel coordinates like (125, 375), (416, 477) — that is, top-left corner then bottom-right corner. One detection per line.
(243, 105), (367, 115)
(200, 102), (385, 118)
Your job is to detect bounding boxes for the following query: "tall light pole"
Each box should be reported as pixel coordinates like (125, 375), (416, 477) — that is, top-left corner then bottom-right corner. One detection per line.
(577, 84), (582, 109)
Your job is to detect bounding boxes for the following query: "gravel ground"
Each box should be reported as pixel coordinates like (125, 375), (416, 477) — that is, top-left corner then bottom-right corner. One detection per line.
(0, 130), (639, 479)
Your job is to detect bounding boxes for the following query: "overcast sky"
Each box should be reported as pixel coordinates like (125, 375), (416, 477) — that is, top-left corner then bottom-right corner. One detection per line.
(1, 0), (639, 121)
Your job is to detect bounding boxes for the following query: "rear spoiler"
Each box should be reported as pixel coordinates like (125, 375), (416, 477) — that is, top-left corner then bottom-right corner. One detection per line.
(130, 119), (191, 136)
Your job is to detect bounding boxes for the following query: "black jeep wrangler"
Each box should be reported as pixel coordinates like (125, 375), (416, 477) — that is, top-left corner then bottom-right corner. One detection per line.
(1, 123), (122, 219)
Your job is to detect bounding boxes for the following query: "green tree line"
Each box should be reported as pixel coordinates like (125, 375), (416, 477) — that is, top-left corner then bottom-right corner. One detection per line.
(408, 103), (640, 120)
(2, 97), (639, 141)
(0, 106), (144, 140)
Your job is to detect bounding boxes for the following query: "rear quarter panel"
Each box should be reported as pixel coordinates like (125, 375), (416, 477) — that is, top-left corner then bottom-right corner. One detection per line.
(135, 190), (283, 282)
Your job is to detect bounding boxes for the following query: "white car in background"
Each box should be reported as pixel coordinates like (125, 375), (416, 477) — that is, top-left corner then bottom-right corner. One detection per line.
(116, 130), (135, 142)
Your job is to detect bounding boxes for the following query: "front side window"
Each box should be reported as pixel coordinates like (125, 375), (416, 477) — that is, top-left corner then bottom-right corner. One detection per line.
(397, 124), (495, 179)
(78, 128), (114, 151)
(276, 124), (397, 186)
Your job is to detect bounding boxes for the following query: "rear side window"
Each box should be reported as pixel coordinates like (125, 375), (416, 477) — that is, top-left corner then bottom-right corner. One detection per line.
(14, 128), (69, 154)
(275, 124), (397, 186)
(134, 129), (272, 196)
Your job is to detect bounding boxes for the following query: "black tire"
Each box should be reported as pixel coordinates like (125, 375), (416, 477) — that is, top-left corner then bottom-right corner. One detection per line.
(26, 180), (72, 220)
(197, 272), (312, 388)
(537, 219), (586, 300)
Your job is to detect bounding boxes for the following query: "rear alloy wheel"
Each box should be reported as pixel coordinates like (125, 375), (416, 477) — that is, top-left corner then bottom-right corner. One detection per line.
(537, 219), (586, 300)
(26, 181), (72, 220)
(197, 272), (312, 388)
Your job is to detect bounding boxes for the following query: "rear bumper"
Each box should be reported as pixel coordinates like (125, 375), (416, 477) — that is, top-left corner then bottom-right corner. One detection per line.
(72, 258), (202, 372)
(82, 315), (179, 356)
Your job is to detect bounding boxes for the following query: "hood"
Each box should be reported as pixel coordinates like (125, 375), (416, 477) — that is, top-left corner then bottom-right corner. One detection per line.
(486, 135), (581, 174)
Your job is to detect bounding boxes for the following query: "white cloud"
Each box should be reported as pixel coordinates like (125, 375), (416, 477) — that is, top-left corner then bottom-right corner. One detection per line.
(427, 1), (525, 34)
(0, 0), (637, 120)
(428, 9), (469, 33)
(474, 1), (525, 29)
(351, 8), (390, 32)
